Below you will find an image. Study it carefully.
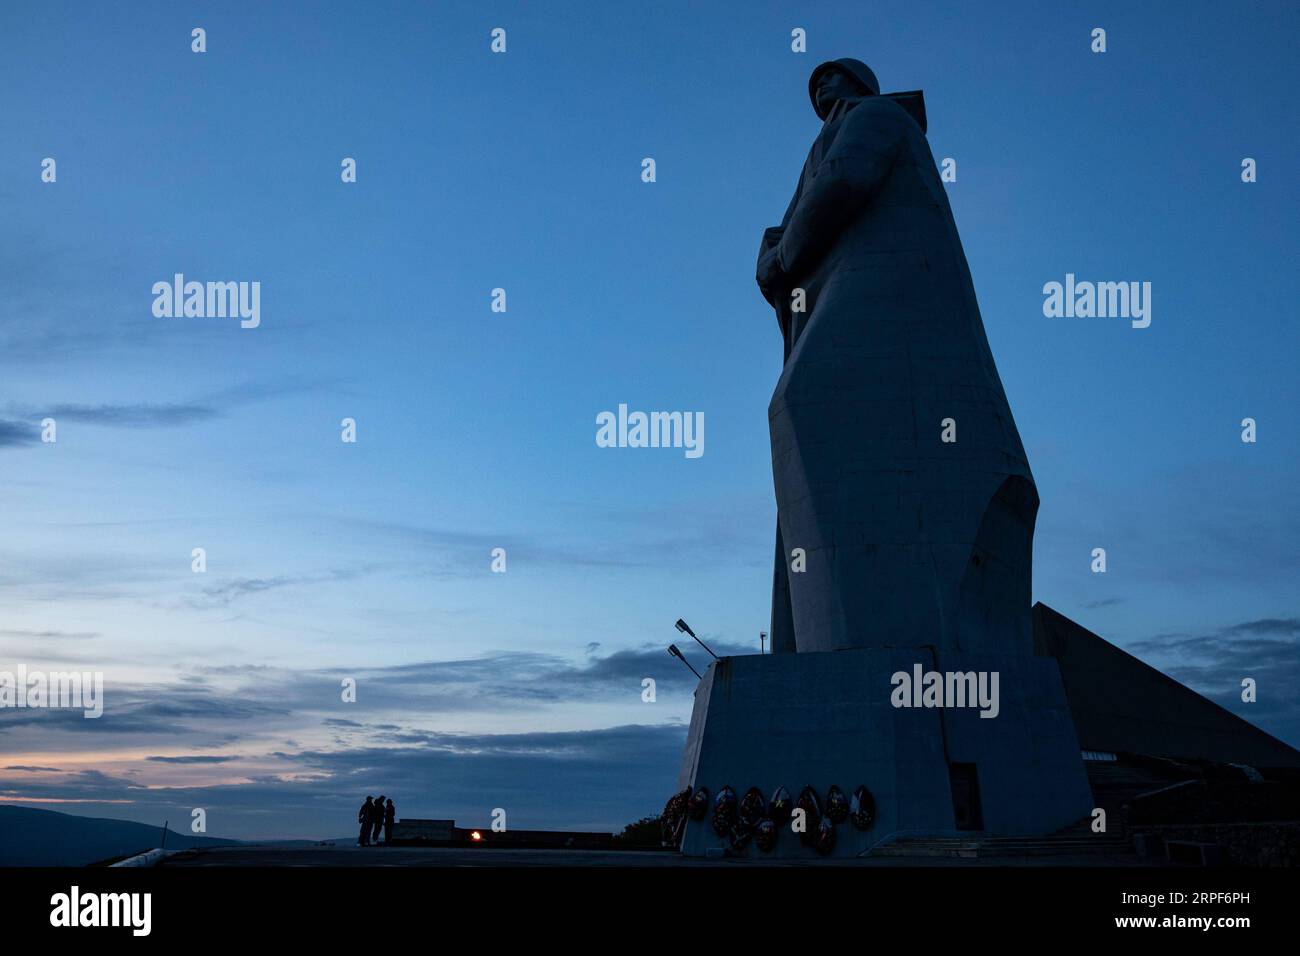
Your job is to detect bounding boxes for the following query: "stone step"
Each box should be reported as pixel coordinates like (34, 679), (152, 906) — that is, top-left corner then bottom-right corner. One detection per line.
(882, 836), (1128, 847)
(872, 835), (1133, 858)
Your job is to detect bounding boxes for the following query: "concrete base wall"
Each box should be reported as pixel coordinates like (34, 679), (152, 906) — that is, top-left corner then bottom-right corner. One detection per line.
(390, 819), (455, 842)
(677, 648), (1092, 859)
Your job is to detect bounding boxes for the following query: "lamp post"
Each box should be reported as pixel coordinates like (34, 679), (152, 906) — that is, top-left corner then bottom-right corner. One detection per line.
(674, 618), (719, 661)
(667, 643), (702, 680)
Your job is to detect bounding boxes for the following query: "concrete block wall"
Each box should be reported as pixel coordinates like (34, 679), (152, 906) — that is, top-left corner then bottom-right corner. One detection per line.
(677, 649), (1092, 859)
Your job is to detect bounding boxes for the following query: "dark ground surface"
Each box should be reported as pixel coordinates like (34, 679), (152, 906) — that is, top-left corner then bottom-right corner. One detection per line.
(159, 844), (1162, 867)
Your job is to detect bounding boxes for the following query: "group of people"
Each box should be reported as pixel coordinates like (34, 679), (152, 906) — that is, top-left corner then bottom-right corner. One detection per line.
(357, 795), (395, 846)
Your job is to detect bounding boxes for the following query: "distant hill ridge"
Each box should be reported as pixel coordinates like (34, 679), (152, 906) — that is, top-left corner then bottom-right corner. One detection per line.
(0, 805), (247, 866)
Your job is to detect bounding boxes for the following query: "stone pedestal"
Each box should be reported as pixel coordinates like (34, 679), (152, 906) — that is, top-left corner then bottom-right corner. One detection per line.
(677, 648), (1092, 859)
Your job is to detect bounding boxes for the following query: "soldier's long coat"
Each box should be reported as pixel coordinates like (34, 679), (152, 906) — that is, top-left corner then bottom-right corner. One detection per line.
(764, 94), (1038, 656)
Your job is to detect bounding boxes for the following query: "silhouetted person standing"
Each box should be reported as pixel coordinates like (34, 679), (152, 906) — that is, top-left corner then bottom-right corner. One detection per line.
(383, 798), (395, 845)
(371, 794), (385, 845)
(357, 796), (374, 846)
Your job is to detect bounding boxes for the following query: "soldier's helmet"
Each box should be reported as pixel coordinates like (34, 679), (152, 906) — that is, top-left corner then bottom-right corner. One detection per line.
(808, 58), (880, 119)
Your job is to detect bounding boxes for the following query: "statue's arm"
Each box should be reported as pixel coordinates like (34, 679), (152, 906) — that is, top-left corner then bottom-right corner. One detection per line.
(771, 102), (905, 284)
(757, 165), (806, 265)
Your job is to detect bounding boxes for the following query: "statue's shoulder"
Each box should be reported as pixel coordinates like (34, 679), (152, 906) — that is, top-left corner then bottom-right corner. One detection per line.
(843, 95), (912, 132)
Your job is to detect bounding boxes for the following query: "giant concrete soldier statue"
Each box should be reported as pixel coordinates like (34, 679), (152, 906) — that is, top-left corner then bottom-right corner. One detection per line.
(674, 60), (1277, 857)
(757, 59), (1038, 657)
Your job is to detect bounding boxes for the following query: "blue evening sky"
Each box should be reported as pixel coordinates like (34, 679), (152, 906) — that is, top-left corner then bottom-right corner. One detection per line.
(1, 0), (1296, 839)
